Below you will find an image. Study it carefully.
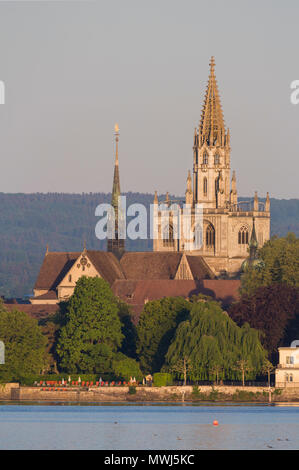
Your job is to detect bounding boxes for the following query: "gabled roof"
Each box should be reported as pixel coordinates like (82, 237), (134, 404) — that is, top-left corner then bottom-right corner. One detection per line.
(186, 255), (215, 280)
(34, 250), (124, 290)
(120, 252), (183, 280)
(84, 250), (125, 285)
(34, 252), (80, 290)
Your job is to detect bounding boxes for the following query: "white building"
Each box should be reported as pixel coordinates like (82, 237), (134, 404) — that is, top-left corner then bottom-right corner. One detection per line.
(275, 345), (299, 388)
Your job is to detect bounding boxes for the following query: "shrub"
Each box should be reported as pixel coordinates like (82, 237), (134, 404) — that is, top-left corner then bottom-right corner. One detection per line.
(128, 385), (137, 395)
(112, 353), (142, 382)
(153, 373), (173, 387)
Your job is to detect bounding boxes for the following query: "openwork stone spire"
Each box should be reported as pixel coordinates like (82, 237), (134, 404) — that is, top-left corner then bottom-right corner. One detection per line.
(199, 57), (225, 147)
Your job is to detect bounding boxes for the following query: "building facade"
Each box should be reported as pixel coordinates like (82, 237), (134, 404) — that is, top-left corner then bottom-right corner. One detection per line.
(153, 57), (270, 277)
(276, 346), (299, 388)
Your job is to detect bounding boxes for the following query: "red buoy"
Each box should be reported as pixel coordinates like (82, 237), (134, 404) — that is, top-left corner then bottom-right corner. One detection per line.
(213, 420), (219, 426)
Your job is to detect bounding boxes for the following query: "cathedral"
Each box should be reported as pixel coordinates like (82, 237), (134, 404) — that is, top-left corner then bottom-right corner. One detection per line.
(28, 57), (270, 318)
(153, 57), (270, 277)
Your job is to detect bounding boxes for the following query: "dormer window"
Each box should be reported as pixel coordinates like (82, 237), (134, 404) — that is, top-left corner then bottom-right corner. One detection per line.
(203, 153), (208, 165)
(68, 274), (72, 282)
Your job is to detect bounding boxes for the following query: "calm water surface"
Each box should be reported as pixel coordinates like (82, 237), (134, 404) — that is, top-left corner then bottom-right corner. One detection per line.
(0, 402), (298, 450)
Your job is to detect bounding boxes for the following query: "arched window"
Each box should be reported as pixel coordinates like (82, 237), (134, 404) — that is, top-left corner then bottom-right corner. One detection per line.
(214, 153), (220, 165)
(238, 226), (249, 245)
(203, 177), (208, 196)
(206, 223), (215, 248)
(203, 152), (208, 165)
(163, 224), (175, 247)
(193, 224), (203, 249)
(215, 177), (219, 196)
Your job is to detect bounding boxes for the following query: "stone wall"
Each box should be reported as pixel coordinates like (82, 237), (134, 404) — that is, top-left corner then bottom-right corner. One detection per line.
(1, 383), (298, 402)
(0, 384), (274, 402)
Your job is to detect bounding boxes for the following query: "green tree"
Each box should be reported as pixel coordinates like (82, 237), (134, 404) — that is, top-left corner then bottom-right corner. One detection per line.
(118, 301), (138, 359)
(261, 359), (275, 387)
(233, 359), (253, 387)
(241, 233), (299, 296)
(165, 301), (267, 382)
(0, 304), (47, 382)
(229, 284), (299, 359)
(137, 297), (191, 373)
(169, 356), (193, 386)
(56, 277), (123, 373)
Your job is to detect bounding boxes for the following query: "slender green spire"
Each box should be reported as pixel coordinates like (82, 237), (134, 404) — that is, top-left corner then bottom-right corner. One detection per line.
(107, 124), (125, 259)
(111, 123), (121, 209)
(249, 217), (258, 260)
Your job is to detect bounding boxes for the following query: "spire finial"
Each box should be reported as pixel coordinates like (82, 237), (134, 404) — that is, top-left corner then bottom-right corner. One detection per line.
(114, 123), (119, 166)
(265, 192), (270, 212)
(209, 56), (215, 74)
(46, 244), (49, 255)
(83, 239), (87, 253)
(154, 190), (158, 204)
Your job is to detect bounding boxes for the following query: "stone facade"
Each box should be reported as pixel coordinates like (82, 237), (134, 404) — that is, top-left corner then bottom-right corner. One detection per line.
(276, 346), (299, 388)
(153, 57), (270, 277)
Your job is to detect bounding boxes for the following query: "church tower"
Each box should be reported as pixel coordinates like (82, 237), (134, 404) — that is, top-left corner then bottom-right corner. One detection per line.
(193, 57), (232, 208)
(107, 124), (125, 259)
(153, 57), (271, 277)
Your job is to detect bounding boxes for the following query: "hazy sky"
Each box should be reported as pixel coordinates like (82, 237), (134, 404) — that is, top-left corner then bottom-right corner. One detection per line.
(0, 0), (298, 198)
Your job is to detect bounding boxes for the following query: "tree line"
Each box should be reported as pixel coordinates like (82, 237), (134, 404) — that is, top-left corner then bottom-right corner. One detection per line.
(0, 233), (298, 385)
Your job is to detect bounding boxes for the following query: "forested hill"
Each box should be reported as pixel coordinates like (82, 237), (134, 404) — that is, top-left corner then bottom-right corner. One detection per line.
(0, 192), (298, 298)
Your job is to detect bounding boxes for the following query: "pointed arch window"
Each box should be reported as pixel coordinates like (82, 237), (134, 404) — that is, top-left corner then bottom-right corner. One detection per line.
(203, 152), (208, 165)
(193, 224), (203, 249)
(214, 153), (220, 165)
(203, 177), (208, 196)
(206, 223), (215, 248)
(163, 224), (175, 247)
(238, 226), (249, 245)
(215, 177), (219, 196)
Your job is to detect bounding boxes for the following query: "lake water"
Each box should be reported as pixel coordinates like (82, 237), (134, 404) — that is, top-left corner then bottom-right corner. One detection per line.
(0, 402), (298, 450)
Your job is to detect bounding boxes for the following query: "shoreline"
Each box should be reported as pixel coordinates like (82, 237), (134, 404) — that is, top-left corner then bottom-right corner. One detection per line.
(2, 383), (298, 404)
(0, 400), (288, 406)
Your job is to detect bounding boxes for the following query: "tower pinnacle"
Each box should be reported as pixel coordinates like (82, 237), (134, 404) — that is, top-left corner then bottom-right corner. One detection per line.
(199, 56), (225, 147)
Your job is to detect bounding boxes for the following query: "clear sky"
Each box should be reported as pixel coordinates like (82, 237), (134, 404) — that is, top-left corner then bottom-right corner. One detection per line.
(0, 0), (298, 198)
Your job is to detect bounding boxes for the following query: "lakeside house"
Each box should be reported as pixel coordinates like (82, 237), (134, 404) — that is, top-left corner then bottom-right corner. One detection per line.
(275, 344), (299, 387)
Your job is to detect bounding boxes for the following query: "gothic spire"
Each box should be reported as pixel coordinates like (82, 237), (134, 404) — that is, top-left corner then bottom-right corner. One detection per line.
(107, 123), (125, 259)
(111, 123), (121, 209)
(249, 217), (258, 259)
(199, 57), (225, 147)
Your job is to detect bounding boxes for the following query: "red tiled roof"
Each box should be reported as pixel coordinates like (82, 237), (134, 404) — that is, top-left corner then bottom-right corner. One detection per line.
(33, 290), (58, 300)
(186, 255), (215, 280)
(85, 251), (125, 285)
(112, 279), (240, 323)
(4, 303), (59, 320)
(120, 252), (183, 280)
